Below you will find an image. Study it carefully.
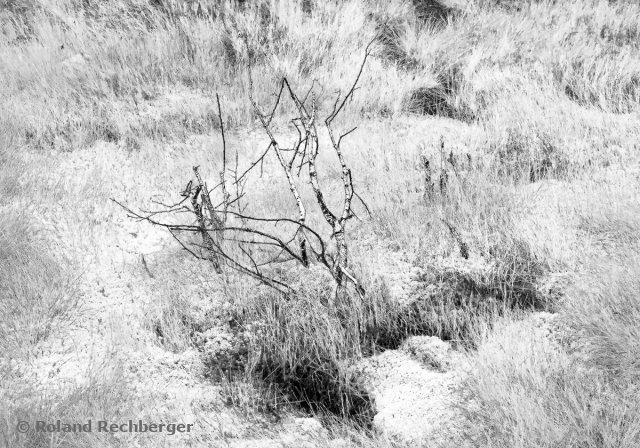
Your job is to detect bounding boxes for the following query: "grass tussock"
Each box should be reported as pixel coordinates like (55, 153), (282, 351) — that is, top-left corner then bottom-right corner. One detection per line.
(466, 263), (640, 447)
(464, 180), (640, 447)
(140, 261), (218, 353)
(226, 267), (378, 425)
(0, 210), (80, 360)
(563, 261), (640, 383)
(466, 318), (640, 448)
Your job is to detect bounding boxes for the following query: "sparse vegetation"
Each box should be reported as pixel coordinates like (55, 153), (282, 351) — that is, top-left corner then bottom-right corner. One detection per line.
(2, 0), (640, 447)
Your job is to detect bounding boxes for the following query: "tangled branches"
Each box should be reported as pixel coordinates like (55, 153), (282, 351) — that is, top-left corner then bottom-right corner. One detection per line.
(115, 44), (373, 305)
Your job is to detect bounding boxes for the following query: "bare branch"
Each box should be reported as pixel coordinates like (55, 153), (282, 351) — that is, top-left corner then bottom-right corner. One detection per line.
(326, 37), (375, 125)
(216, 93), (231, 224)
(235, 142), (271, 184)
(247, 73), (309, 267)
(217, 93), (227, 178)
(190, 183), (222, 273)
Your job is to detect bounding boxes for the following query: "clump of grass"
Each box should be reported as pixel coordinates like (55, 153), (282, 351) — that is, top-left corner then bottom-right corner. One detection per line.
(562, 261), (640, 383)
(139, 252), (226, 353)
(145, 289), (197, 353)
(465, 274), (640, 448)
(402, 85), (455, 117)
(230, 267), (377, 425)
(372, 13), (419, 70)
(463, 183), (640, 447)
(0, 210), (81, 360)
(367, 147), (555, 346)
(220, 217), (551, 421)
(489, 127), (567, 183)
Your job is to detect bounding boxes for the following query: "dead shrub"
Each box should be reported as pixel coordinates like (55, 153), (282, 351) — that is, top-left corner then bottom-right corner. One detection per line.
(120, 48), (380, 423)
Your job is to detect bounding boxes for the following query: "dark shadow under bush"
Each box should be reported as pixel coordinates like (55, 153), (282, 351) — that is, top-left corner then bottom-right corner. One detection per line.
(403, 65), (477, 120)
(265, 357), (375, 427)
(222, 269), (378, 426)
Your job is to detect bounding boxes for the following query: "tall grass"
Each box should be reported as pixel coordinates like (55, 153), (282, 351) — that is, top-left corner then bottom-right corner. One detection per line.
(464, 175), (640, 447)
(466, 260), (640, 448)
(225, 267), (380, 424)
(1, 0), (638, 156)
(0, 210), (80, 361)
(466, 312), (640, 448)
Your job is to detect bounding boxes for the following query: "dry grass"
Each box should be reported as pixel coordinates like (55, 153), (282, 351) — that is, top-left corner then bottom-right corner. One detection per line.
(1, 0), (638, 150)
(463, 174), (640, 447)
(0, 142), (81, 360)
(466, 312), (640, 448)
(209, 266), (379, 423)
(466, 258), (640, 448)
(1, 361), (134, 448)
(0, 213), (80, 359)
